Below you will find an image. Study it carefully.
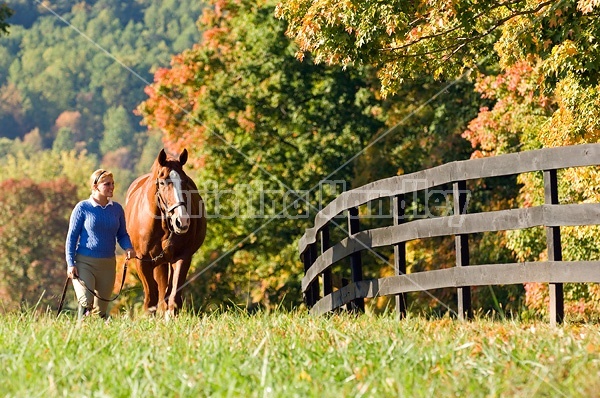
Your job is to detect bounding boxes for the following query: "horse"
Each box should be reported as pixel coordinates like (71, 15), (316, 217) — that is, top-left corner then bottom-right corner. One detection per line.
(125, 148), (206, 317)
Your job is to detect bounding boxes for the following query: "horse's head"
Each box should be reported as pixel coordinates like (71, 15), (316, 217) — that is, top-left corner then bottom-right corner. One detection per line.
(152, 149), (192, 235)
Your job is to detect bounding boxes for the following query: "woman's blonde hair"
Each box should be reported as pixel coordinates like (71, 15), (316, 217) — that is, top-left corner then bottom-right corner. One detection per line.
(90, 169), (114, 191)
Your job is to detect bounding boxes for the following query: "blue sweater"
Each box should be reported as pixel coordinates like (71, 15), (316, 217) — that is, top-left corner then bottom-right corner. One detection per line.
(65, 198), (133, 267)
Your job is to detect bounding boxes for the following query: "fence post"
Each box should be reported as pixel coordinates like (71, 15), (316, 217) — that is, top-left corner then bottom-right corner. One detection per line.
(544, 169), (563, 326)
(454, 180), (471, 320)
(302, 243), (320, 308)
(301, 248), (312, 308)
(309, 243), (320, 306)
(348, 207), (365, 312)
(320, 224), (333, 297)
(393, 194), (407, 318)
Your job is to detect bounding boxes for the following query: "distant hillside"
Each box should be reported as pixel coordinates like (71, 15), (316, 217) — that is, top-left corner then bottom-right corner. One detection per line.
(0, 0), (204, 165)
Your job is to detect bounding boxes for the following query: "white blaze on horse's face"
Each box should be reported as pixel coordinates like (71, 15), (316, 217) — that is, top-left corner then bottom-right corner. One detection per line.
(169, 169), (190, 234)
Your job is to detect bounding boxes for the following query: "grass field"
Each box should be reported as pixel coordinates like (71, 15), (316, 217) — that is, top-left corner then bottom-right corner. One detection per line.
(1, 309), (599, 397)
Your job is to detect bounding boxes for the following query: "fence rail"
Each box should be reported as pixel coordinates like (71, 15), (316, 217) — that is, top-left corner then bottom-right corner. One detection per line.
(299, 143), (600, 324)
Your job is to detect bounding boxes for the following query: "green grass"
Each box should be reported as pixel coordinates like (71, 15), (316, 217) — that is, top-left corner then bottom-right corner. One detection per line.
(1, 309), (599, 397)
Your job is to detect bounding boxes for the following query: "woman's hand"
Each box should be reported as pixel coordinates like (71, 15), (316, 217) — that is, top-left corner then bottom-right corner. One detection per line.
(67, 266), (78, 279)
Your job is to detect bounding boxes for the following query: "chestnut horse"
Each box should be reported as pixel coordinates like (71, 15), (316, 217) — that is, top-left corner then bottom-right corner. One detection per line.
(125, 149), (206, 317)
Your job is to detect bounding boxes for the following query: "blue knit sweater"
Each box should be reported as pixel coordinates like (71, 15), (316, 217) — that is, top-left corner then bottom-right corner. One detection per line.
(65, 198), (133, 267)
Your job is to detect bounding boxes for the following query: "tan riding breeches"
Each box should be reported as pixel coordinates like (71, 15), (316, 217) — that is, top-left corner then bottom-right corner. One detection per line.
(72, 254), (116, 317)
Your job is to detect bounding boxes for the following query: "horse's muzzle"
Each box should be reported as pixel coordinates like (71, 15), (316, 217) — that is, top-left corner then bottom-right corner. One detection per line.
(170, 208), (190, 234)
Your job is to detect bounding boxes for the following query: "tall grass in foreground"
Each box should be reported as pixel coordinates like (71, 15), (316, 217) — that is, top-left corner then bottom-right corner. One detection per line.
(0, 309), (599, 397)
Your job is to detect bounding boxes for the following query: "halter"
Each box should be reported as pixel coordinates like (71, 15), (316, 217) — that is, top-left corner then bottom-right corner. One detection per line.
(135, 171), (188, 265)
(155, 177), (186, 233)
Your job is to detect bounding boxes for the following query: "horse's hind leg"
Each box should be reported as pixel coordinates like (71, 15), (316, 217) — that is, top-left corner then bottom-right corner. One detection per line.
(136, 260), (159, 315)
(154, 262), (169, 313)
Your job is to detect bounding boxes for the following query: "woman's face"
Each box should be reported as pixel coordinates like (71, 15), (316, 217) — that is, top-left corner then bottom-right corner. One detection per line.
(96, 177), (115, 198)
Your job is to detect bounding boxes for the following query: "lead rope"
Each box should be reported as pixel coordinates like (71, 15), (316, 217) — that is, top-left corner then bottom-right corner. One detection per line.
(134, 231), (174, 264)
(56, 261), (129, 317)
(56, 277), (70, 317)
(76, 260), (128, 302)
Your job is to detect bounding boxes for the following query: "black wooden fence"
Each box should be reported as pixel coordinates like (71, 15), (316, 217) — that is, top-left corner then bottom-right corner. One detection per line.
(299, 144), (600, 325)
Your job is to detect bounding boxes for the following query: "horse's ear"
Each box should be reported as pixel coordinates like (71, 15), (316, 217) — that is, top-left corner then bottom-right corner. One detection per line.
(179, 149), (188, 166)
(158, 149), (167, 166)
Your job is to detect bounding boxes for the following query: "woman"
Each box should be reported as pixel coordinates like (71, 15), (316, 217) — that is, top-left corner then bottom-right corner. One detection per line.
(65, 169), (135, 320)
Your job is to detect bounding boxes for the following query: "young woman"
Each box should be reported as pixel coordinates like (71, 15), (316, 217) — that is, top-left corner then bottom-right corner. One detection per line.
(65, 169), (135, 319)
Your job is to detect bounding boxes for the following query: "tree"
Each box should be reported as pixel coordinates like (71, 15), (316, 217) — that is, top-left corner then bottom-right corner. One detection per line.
(278, 0), (600, 317)
(100, 105), (135, 155)
(0, 82), (31, 139)
(1, 0), (203, 159)
(52, 127), (76, 153)
(0, 147), (96, 198)
(135, 129), (164, 175)
(139, 0), (385, 309)
(0, 3), (12, 37)
(278, 1), (571, 95)
(277, 0), (600, 150)
(0, 178), (78, 312)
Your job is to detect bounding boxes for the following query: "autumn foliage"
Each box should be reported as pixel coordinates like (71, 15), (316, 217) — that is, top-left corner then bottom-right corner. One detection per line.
(277, 0), (600, 316)
(0, 178), (78, 311)
(139, 0), (385, 308)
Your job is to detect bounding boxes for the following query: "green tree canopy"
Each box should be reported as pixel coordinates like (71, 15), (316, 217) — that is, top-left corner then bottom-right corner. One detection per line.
(0, 2), (12, 37)
(100, 105), (136, 155)
(52, 127), (76, 153)
(139, 0), (385, 308)
(0, 148), (96, 198)
(0, 0), (204, 163)
(278, 0), (600, 316)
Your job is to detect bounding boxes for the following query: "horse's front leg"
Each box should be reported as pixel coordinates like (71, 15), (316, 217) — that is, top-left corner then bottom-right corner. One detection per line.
(166, 257), (192, 319)
(153, 262), (169, 313)
(136, 260), (159, 315)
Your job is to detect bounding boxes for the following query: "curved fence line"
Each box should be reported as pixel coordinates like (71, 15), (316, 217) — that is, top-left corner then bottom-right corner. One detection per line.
(302, 203), (600, 291)
(299, 143), (600, 324)
(310, 261), (600, 315)
(299, 143), (600, 254)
